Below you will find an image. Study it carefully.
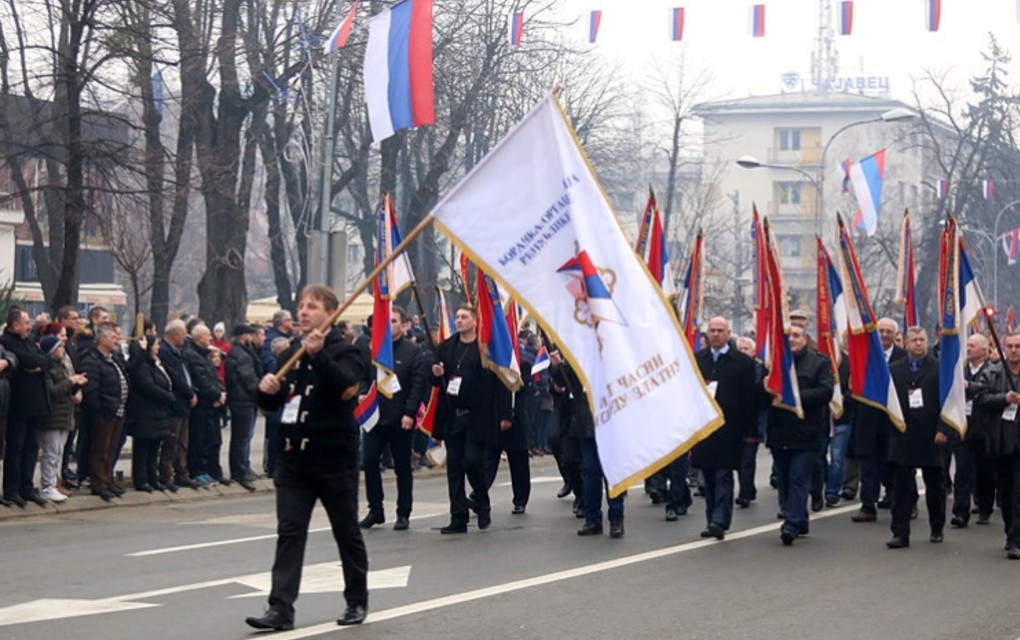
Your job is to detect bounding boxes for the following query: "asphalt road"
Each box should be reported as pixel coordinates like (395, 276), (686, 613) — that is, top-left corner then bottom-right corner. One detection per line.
(1, 453), (1018, 640)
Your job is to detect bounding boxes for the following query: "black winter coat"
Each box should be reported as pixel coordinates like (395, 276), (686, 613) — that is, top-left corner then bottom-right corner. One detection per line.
(975, 362), (1020, 458)
(127, 358), (175, 439)
(0, 343), (17, 418)
(961, 360), (994, 450)
(79, 348), (129, 418)
(0, 330), (49, 419)
(691, 347), (757, 470)
(226, 341), (262, 408)
(888, 355), (948, 468)
(378, 337), (427, 426)
(431, 335), (512, 444)
(184, 341), (223, 406)
(159, 340), (195, 418)
(767, 348), (834, 451)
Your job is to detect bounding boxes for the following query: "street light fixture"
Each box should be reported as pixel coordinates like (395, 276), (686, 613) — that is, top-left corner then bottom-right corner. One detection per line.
(735, 155), (822, 229)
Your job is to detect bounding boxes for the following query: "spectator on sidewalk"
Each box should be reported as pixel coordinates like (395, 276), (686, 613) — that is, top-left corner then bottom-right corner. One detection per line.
(225, 325), (262, 491)
(128, 337), (175, 493)
(39, 335), (85, 503)
(79, 323), (130, 502)
(159, 321), (198, 491)
(185, 324), (229, 487)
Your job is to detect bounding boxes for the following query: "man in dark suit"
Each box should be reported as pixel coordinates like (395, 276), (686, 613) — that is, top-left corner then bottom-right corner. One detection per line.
(691, 317), (756, 540)
(851, 317), (907, 523)
(947, 334), (993, 527)
(886, 326), (948, 548)
(430, 304), (512, 534)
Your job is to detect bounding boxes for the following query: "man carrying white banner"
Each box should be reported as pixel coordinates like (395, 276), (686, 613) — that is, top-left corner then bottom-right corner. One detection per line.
(431, 94), (723, 497)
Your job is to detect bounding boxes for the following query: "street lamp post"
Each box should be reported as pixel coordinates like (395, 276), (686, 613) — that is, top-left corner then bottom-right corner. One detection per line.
(992, 199), (1020, 310)
(736, 155), (822, 235)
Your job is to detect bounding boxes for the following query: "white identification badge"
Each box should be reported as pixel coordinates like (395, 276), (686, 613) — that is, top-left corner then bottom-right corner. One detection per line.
(281, 396), (301, 424)
(908, 388), (924, 409)
(1004, 404), (1018, 422)
(706, 381), (719, 398)
(447, 377), (462, 396)
(966, 400), (973, 417)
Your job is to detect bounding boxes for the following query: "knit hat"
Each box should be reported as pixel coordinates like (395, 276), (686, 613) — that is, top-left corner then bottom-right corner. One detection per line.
(213, 321), (226, 335)
(40, 335), (61, 356)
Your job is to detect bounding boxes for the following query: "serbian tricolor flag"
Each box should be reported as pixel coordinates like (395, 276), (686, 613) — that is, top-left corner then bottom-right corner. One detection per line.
(557, 249), (628, 328)
(894, 210), (920, 328)
(363, 0), (434, 143)
(670, 7), (685, 41)
(1002, 226), (1020, 266)
(939, 218), (968, 435)
(355, 383), (380, 432)
(635, 188), (674, 295)
(587, 10), (602, 43)
(752, 205), (770, 362)
(959, 238), (986, 330)
(324, 0), (360, 51)
(836, 215), (905, 431)
(761, 218), (801, 416)
(849, 148), (886, 236)
(838, 1), (853, 35)
(678, 231), (704, 350)
(817, 239), (845, 418)
(371, 196), (412, 398)
(983, 179), (995, 200)
(508, 11), (524, 46)
(417, 286), (453, 435)
(1007, 304), (1017, 334)
(532, 346), (550, 381)
(936, 178), (949, 199)
(477, 270), (522, 392)
(750, 4), (766, 37)
(926, 0), (941, 32)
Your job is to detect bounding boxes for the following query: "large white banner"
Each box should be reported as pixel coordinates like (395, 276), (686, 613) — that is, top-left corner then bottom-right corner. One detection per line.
(431, 95), (722, 496)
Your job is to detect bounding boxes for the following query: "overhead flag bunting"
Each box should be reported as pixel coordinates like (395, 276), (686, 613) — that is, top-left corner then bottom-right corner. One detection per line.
(983, 179), (995, 200)
(835, 215), (905, 430)
(509, 11), (524, 46)
(848, 149), (886, 236)
(761, 218), (802, 416)
(838, 1), (853, 36)
(430, 94), (722, 497)
(588, 10), (602, 43)
(324, 0), (361, 51)
(894, 210), (920, 328)
(937, 178), (949, 199)
(926, 0), (941, 32)
(817, 239), (844, 418)
(751, 4), (766, 38)
(678, 231), (704, 349)
(670, 7), (686, 41)
(363, 0), (434, 143)
(1002, 226), (1020, 266)
(939, 218), (967, 436)
(635, 188), (673, 295)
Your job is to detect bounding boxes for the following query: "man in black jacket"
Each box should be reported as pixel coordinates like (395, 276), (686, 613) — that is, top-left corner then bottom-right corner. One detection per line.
(245, 284), (368, 630)
(947, 334), (992, 527)
(226, 325), (263, 490)
(159, 321), (198, 491)
(767, 324), (834, 546)
(430, 304), (512, 534)
(692, 317), (757, 540)
(964, 334), (996, 525)
(886, 326), (948, 548)
(360, 306), (426, 531)
(1, 307), (49, 507)
(184, 324), (228, 486)
(79, 322), (129, 502)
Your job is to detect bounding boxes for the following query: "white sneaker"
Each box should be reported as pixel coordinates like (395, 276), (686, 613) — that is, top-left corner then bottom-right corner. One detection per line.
(42, 488), (67, 503)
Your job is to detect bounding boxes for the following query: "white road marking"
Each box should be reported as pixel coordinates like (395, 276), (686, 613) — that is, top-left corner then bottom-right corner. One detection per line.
(497, 476), (561, 487)
(269, 501), (863, 639)
(229, 563), (411, 598)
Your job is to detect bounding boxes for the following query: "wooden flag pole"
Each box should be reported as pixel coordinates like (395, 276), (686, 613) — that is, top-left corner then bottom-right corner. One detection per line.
(274, 212), (437, 380)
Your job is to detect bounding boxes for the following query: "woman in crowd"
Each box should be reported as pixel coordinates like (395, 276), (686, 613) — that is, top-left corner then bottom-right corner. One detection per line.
(128, 337), (175, 492)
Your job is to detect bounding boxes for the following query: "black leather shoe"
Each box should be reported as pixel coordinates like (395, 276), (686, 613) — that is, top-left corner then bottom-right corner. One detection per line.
(393, 516), (409, 531)
(851, 510), (877, 523)
(876, 497), (892, 509)
(706, 523), (725, 540)
(609, 520), (625, 539)
(27, 490), (48, 507)
(735, 498), (751, 509)
(511, 505), (526, 515)
(440, 523), (467, 534)
(977, 512), (992, 525)
(96, 490), (116, 502)
(245, 608), (294, 631)
(152, 482), (167, 491)
(910, 505), (919, 520)
(7, 495), (26, 508)
(477, 511), (492, 530)
(950, 516), (968, 528)
(825, 496), (839, 508)
(886, 536), (910, 549)
(359, 512), (384, 529)
(164, 483), (179, 493)
(665, 508), (679, 522)
(930, 532), (944, 543)
(110, 485), (125, 497)
(780, 529), (795, 546)
(182, 479), (201, 490)
(337, 604), (367, 626)
(840, 488), (856, 501)
(556, 483), (571, 499)
(577, 521), (603, 536)
(811, 496), (824, 512)
(216, 476), (233, 486)
(135, 484), (154, 493)
(235, 477), (256, 492)
(0, 496), (11, 507)
(1007, 546), (1020, 560)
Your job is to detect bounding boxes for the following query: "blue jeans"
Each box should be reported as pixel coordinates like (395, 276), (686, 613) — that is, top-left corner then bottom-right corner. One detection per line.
(773, 448), (815, 534)
(825, 423), (852, 501)
(580, 437), (624, 524)
(703, 468), (734, 529)
(534, 410), (552, 451)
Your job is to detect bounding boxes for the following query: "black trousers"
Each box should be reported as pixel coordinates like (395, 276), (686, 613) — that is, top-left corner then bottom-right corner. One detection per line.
(269, 450), (368, 617)
(188, 406), (222, 479)
(132, 437), (161, 488)
(3, 416), (40, 499)
(890, 464), (945, 540)
(444, 415), (490, 526)
(549, 430), (582, 498)
(483, 446), (531, 508)
(738, 441), (760, 502)
(76, 410), (91, 481)
(228, 405), (256, 480)
(996, 453), (1020, 548)
(363, 421), (414, 518)
(946, 440), (975, 521)
(974, 445), (997, 517)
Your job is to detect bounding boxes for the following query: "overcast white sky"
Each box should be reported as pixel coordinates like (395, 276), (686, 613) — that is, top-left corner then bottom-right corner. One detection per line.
(552, 0), (1020, 104)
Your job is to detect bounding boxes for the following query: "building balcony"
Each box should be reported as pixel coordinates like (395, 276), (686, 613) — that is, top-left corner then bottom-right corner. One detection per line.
(767, 145), (822, 166)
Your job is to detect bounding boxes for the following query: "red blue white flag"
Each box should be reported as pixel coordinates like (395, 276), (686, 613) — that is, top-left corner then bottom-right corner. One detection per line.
(937, 178), (949, 199)
(531, 346), (550, 381)
(752, 205), (770, 362)
(926, 0), (941, 32)
(839, 1), (853, 35)
(750, 4), (766, 37)
(678, 232), (704, 350)
(355, 382), (380, 431)
(983, 179), (995, 200)
(1002, 226), (1020, 266)
(324, 0), (360, 51)
(817, 239), (845, 418)
(1007, 304), (1016, 334)
(371, 197), (409, 398)
(939, 218), (973, 436)
(363, 0), (434, 142)
(635, 188), (674, 295)
(670, 7), (685, 41)
(509, 11), (524, 46)
(894, 210), (920, 328)
(588, 10), (602, 43)
(836, 215), (905, 431)
(762, 219), (801, 416)
(477, 269), (522, 392)
(417, 285), (452, 436)
(849, 148), (886, 236)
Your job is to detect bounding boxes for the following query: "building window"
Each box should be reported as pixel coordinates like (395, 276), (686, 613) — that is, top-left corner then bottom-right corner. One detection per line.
(776, 181), (803, 205)
(776, 128), (802, 151)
